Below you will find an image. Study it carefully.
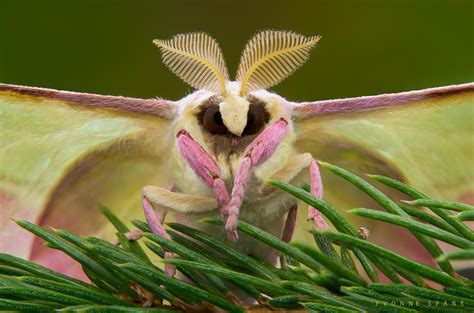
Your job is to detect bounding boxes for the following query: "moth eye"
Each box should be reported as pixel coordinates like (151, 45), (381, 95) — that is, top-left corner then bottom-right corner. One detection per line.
(201, 105), (228, 135)
(243, 103), (268, 136)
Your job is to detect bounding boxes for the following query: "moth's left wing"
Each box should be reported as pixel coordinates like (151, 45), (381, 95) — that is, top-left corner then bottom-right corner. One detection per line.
(0, 84), (178, 277)
(290, 83), (474, 262)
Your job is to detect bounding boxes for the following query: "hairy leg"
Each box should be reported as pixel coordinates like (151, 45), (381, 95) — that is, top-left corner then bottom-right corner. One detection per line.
(308, 160), (329, 230)
(223, 118), (290, 241)
(176, 129), (229, 208)
(279, 204), (298, 267)
(258, 153), (329, 230)
(142, 185), (218, 276)
(143, 186), (218, 214)
(141, 196), (175, 276)
(117, 229), (143, 242)
(258, 153), (313, 197)
(281, 204), (298, 243)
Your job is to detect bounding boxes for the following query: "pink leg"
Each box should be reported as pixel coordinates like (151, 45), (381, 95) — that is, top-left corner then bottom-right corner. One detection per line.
(222, 118), (289, 241)
(123, 229), (143, 241)
(176, 130), (229, 208)
(142, 185), (177, 276)
(142, 196), (170, 239)
(113, 229), (143, 245)
(281, 204), (298, 243)
(308, 160), (330, 230)
(175, 119), (289, 241)
(278, 204), (298, 267)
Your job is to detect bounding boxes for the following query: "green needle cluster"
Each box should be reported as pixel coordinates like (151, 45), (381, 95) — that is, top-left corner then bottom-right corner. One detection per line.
(0, 162), (472, 312)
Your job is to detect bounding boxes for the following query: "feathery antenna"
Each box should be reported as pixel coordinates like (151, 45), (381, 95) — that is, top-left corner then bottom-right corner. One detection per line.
(154, 33), (229, 95)
(236, 30), (320, 96)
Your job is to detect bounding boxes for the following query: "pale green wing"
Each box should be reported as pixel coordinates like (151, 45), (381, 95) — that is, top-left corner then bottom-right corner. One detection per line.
(0, 84), (177, 277)
(291, 83), (474, 261)
(293, 83), (473, 200)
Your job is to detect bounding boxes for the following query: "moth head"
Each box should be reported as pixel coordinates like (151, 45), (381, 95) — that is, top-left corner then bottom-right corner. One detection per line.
(197, 83), (270, 137)
(154, 30), (320, 137)
(218, 85), (249, 136)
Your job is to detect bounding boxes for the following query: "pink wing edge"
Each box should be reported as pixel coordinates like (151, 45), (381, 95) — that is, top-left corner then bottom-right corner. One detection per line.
(0, 83), (179, 120)
(290, 82), (474, 120)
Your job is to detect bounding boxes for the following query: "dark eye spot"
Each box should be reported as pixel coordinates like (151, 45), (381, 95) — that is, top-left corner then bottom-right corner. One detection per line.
(242, 99), (269, 136)
(200, 105), (228, 135)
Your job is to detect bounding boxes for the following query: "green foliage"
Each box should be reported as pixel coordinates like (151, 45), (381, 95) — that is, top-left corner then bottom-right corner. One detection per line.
(0, 162), (473, 312)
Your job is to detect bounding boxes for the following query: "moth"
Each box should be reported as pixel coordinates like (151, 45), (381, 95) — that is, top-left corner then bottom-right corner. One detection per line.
(1, 31), (473, 278)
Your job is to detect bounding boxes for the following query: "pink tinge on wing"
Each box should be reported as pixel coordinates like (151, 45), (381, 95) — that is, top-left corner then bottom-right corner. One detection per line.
(31, 247), (90, 281)
(176, 129), (222, 187)
(0, 192), (39, 260)
(308, 160), (330, 230)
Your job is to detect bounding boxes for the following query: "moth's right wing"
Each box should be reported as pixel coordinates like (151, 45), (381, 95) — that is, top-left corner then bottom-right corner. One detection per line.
(0, 84), (178, 277)
(290, 84), (474, 266)
(292, 83), (474, 202)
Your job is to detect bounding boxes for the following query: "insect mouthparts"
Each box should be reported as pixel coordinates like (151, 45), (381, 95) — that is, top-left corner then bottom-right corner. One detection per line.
(230, 137), (239, 148)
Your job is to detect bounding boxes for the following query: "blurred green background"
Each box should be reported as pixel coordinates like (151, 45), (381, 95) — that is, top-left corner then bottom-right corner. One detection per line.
(1, 0), (473, 276)
(0, 0), (472, 102)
